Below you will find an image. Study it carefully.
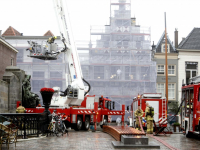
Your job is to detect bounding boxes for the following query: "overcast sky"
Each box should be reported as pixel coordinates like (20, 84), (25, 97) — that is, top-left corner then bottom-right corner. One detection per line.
(1, 0), (200, 46)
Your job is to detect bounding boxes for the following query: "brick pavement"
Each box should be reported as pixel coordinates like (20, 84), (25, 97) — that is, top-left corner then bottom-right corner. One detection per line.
(1, 130), (200, 150)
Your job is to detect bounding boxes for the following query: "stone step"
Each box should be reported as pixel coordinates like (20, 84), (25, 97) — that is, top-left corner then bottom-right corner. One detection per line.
(121, 135), (148, 145)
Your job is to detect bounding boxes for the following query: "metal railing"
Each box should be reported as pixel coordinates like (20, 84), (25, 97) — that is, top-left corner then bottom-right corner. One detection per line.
(0, 113), (43, 138)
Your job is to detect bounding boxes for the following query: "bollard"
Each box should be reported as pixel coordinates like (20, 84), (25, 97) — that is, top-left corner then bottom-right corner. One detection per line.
(122, 105), (125, 126)
(94, 102), (98, 131)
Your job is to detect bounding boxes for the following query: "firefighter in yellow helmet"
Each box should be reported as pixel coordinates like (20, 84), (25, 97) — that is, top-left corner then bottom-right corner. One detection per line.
(145, 102), (154, 134)
(134, 106), (143, 130)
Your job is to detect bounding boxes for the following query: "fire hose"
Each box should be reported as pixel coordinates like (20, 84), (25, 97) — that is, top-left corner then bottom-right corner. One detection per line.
(138, 116), (180, 150)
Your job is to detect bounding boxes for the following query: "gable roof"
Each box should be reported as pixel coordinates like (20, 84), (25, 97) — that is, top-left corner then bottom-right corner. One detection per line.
(2, 26), (21, 36)
(43, 30), (54, 36)
(155, 31), (176, 52)
(0, 37), (18, 53)
(178, 28), (200, 50)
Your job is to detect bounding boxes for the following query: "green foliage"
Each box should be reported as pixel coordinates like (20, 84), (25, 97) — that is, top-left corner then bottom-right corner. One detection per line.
(173, 122), (180, 126)
(168, 101), (180, 114)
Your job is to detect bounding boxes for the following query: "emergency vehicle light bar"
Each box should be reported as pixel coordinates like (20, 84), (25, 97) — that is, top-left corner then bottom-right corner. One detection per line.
(143, 93), (162, 98)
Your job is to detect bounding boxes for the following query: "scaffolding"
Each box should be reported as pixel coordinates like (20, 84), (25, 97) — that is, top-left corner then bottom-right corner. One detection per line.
(77, 0), (157, 119)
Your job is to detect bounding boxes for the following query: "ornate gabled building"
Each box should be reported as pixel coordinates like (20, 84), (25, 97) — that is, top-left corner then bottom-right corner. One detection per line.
(77, 0), (157, 119)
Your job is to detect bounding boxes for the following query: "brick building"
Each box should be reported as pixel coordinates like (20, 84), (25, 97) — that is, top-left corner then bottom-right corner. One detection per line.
(0, 28), (18, 79)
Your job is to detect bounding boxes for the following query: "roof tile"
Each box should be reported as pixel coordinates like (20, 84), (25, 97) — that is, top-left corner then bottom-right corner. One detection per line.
(43, 30), (54, 36)
(2, 26), (21, 36)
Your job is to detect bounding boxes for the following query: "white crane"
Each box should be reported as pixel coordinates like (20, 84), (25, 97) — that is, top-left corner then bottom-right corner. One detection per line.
(27, 0), (90, 106)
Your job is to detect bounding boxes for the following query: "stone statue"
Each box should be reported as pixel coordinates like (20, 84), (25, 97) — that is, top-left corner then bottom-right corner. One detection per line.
(22, 75), (40, 108)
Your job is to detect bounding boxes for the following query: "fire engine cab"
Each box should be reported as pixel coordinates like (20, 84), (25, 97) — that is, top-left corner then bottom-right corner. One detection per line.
(130, 93), (167, 129)
(181, 76), (200, 137)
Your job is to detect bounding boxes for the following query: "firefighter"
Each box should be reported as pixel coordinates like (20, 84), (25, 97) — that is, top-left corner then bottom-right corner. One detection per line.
(134, 106), (143, 130)
(16, 102), (26, 113)
(145, 102), (154, 134)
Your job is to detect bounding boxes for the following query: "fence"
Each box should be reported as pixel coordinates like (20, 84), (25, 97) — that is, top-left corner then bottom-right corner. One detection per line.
(0, 113), (43, 138)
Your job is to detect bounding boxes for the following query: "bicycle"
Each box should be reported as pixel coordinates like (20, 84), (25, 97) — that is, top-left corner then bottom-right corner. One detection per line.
(47, 114), (67, 137)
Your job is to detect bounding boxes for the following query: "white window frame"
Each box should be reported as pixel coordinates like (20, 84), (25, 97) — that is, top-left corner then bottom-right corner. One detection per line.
(161, 44), (170, 53)
(157, 65), (165, 75)
(157, 83), (165, 97)
(168, 83), (176, 100)
(168, 65), (176, 76)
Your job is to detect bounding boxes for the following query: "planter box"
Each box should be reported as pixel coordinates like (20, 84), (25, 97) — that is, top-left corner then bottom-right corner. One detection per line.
(173, 125), (180, 132)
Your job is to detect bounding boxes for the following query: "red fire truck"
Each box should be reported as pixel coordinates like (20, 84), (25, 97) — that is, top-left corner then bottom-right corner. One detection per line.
(24, 95), (125, 131)
(181, 76), (200, 137)
(130, 93), (167, 129)
(23, 0), (125, 131)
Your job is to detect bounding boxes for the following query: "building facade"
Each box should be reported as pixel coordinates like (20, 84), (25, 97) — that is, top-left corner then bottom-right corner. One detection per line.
(152, 31), (178, 104)
(77, 0), (157, 118)
(0, 30), (18, 79)
(177, 28), (200, 103)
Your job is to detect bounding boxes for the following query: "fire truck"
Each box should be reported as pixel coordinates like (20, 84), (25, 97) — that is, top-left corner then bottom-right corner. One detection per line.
(130, 93), (167, 129)
(24, 0), (125, 130)
(181, 76), (200, 137)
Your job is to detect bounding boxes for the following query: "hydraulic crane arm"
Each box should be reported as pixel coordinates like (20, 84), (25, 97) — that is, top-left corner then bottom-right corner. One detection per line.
(52, 0), (87, 105)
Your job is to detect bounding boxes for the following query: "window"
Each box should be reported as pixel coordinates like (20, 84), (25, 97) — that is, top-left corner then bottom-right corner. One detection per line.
(33, 72), (44, 78)
(16, 48), (23, 63)
(32, 80), (44, 92)
(81, 66), (89, 79)
(157, 83), (165, 97)
(185, 62), (198, 84)
(157, 65), (164, 75)
(168, 83), (175, 100)
(50, 72), (62, 78)
(11, 58), (14, 66)
(161, 44), (170, 53)
(50, 81), (62, 88)
(168, 65), (175, 75)
(94, 66), (104, 79)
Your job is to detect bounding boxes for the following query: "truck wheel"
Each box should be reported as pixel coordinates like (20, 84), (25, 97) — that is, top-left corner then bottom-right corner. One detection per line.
(83, 117), (90, 130)
(186, 131), (191, 138)
(103, 116), (108, 125)
(100, 116), (108, 128)
(74, 116), (82, 131)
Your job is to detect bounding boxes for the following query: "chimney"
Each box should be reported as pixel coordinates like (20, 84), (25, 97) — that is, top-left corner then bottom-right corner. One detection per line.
(151, 41), (156, 51)
(0, 30), (2, 37)
(174, 28), (178, 48)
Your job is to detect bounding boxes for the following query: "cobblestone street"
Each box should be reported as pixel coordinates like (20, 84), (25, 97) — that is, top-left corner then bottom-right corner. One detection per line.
(2, 130), (200, 150)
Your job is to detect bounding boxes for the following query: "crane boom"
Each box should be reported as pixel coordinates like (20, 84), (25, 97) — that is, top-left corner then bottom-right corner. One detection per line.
(52, 0), (86, 106)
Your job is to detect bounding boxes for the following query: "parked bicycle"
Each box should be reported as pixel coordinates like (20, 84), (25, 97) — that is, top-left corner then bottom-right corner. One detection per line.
(47, 113), (67, 137)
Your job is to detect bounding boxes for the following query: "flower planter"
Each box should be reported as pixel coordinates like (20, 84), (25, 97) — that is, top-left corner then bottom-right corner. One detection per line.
(40, 92), (54, 106)
(173, 125), (180, 132)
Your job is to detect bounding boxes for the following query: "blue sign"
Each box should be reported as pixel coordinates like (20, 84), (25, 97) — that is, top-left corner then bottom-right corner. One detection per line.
(74, 75), (76, 79)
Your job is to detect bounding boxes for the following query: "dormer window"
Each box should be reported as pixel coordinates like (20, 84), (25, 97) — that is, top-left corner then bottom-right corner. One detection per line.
(161, 44), (170, 53)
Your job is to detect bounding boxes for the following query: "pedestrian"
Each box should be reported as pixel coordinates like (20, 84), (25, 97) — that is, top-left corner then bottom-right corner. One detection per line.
(134, 106), (143, 130)
(116, 68), (121, 79)
(127, 116), (130, 126)
(145, 102), (154, 134)
(16, 102), (26, 113)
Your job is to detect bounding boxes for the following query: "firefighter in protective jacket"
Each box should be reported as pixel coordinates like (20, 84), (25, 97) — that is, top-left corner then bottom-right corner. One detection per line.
(134, 106), (143, 130)
(145, 102), (154, 134)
